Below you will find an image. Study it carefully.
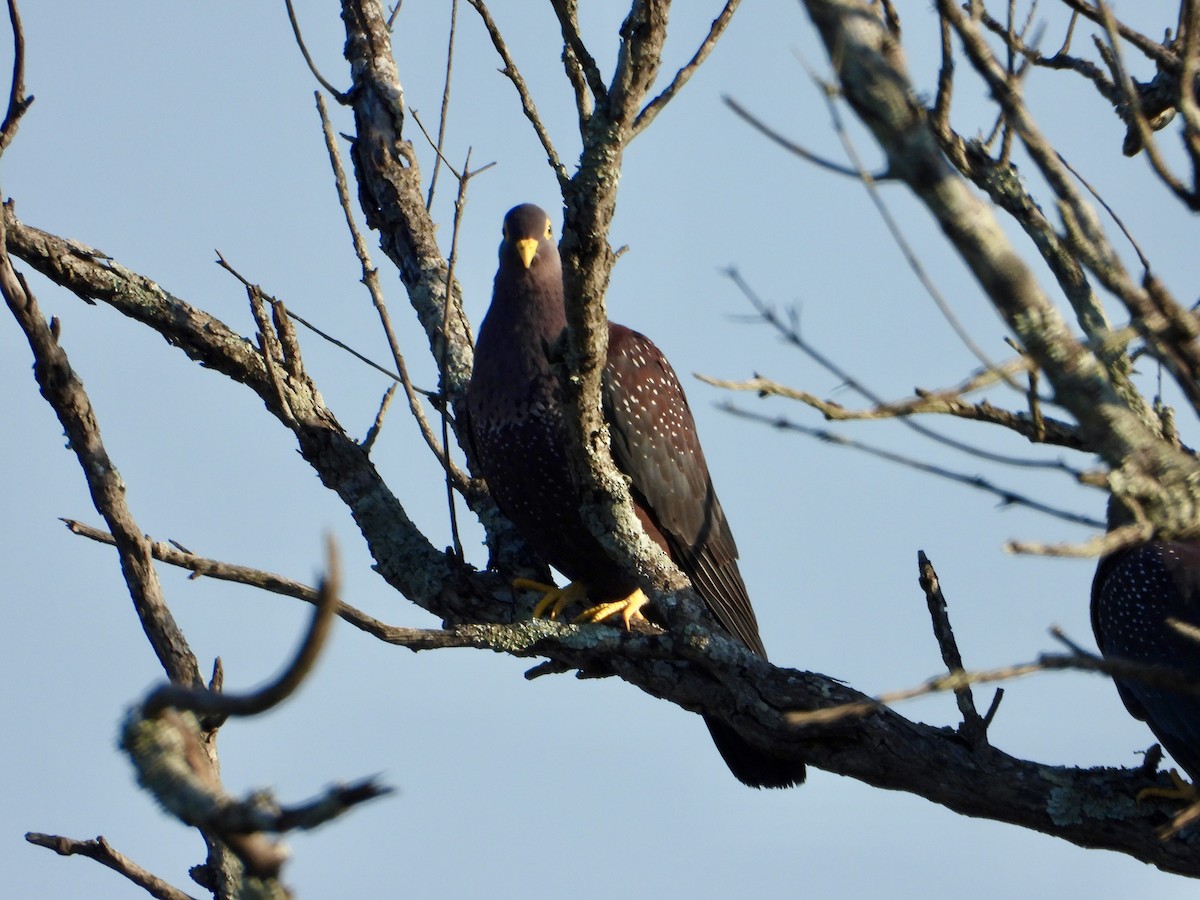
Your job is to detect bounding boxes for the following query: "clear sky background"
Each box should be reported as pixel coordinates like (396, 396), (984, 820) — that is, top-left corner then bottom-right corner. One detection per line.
(2, 2), (1197, 897)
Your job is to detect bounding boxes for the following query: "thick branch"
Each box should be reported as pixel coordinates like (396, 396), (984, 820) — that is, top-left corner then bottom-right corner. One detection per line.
(340, 0), (532, 576)
(340, 0), (475, 428)
(556, 1), (696, 608)
(330, 604), (1200, 875)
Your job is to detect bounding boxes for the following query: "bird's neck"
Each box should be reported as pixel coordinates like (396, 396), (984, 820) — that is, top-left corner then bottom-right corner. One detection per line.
(490, 264), (567, 346)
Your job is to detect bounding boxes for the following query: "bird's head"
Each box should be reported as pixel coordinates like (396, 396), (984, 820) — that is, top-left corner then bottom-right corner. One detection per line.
(500, 203), (557, 272)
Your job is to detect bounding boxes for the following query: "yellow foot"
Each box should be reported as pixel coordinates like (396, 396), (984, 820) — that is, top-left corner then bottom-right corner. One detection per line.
(574, 588), (650, 631)
(1138, 768), (1197, 803)
(513, 578), (590, 620)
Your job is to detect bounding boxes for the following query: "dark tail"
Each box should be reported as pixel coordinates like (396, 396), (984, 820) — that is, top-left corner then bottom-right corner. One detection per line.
(704, 715), (806, 789)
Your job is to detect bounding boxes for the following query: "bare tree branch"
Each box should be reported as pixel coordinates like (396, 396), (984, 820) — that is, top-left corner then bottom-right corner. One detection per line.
(143, 539), (341, 719)
(724, 95), (874, 177)
(285, 0), (348, 100)
(1055, 0), (1179, 66)
(424, 0), (459, 208)
(796, 0), (1200, 540)
(917, 551), (988, 745)
(719, 402), (1105, 529)
(25, 834), (197, 900)
(0, 0), (32, 155)
(62, 518), (430, 645)
(466, 0), (569, 185)
(715, 268), (1088, 464)
(548, 0), (609, 108)
(633, 0), (741, 135)
(14, 1), (1200, 887)
(121, 543), (390, 887)
(698, 370), (1087, 452)
(314, 91), (470, 493)
(0, 207), (201, 687)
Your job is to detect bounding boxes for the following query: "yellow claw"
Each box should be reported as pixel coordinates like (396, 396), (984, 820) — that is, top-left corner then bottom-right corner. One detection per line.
(1137, 768), (1197, 803)
(513, 578), (590, 620)
(512, 579), (650, 630)
(574, 588), (650, 631)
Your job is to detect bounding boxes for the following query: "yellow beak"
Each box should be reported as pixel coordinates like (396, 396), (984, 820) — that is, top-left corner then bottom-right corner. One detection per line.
(514, 237), (538, 269)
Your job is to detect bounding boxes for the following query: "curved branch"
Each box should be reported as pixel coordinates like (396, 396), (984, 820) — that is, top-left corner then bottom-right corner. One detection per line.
(143, 539), (340, 719)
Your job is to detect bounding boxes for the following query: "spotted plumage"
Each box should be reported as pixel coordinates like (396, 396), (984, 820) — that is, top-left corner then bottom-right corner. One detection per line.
(466, 203), (804, 788)
(1092, 541), (1200, 779)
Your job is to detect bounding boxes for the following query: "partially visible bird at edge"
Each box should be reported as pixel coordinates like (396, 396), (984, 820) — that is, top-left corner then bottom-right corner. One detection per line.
(466, 203), (805, 788)
(1092, 517), (1200, 793)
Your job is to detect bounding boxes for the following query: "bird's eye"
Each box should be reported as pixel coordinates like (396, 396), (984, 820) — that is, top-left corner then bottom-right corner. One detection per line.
(544, 220), (553, 240)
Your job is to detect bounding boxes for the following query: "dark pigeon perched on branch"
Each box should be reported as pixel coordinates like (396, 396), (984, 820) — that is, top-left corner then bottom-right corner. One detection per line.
(1092, 539), (1200, 781)
(466, 203), (804, 789)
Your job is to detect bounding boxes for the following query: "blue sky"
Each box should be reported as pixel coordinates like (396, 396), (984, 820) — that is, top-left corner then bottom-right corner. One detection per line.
(2, 2), (1197, 897)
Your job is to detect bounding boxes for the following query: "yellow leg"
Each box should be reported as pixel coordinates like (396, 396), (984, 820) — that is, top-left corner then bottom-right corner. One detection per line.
(1138, 768), (1197, 803)
(513, 578), (590, 620)
(574, 588), (650, 630)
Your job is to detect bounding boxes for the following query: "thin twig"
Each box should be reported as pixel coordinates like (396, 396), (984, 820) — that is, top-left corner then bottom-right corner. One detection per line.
(634, 0), (741, 135)
(61, 518), (420, 646)
(314, 93), (470, 489)
(789, 625), (1200, 728)
(362, 383), (398, 453)
(1056, 0), (1178, 66)
(425, 0), (459, 209)
(466, 0), (568, 185)
(285, 0), (348, 101)
(386, 0), (403, 30)
(25, 834), (196, 900)
(932, 15), (955, 132)
(721, 401), (1104, 528)
(438, 147), (477, 560)
(810, 59), (1016, 385)
(288, 306), (408, 383)
(0, 0), (33, 155)
(917, 551), (988, 745)
(721, 269), (1086, 468)
(724, 96), (877, 178)
(1056, 150), (1151, 271)
(697, 368), (1086, 452)
(1006, 521), (1149, 556)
